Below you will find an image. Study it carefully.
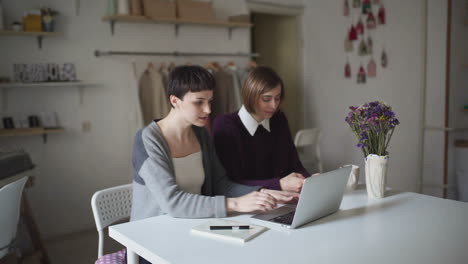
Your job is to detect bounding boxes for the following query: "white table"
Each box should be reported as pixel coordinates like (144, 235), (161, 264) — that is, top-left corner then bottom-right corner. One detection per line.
(109, 189), (468, 264)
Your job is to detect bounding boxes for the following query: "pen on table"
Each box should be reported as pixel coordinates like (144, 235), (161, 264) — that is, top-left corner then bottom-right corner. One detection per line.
(209, 225), (250, 230)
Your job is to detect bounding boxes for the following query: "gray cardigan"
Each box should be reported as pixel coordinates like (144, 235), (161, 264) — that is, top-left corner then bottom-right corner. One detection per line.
(130, 122), (259, 221)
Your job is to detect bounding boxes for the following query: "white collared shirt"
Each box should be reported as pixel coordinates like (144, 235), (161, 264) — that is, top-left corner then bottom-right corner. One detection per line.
(238, 105), (271, 136)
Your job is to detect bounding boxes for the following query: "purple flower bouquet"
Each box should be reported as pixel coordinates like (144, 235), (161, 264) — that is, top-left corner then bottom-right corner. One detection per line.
(345, 101), (400, 157)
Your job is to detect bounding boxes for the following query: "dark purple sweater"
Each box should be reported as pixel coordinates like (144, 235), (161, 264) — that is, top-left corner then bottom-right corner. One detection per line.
(212, 111), (310, 190)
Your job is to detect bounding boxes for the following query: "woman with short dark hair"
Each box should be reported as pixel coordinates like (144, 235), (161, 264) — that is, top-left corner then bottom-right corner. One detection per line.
(131, 65), (297, 223)
(212, 66), (310, 193)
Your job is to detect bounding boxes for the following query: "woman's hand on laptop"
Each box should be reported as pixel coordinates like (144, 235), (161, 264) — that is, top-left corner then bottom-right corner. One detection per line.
(226, 191), (277, 213)
(280, 173), (305, 192)
(260, 189), (299, 204)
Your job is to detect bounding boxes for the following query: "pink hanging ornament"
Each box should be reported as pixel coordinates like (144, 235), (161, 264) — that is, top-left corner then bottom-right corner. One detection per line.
(366, 12), (376, 29)
(344, 0), (350, 16)
(345, 61), (352, 78)
(349, 25), (358, 41)
(378, 5), (386, 24)
(362, 0), (371, 14)
(356, 18), (364, 35)
(367, 58), (377, 77)
(381, 49), (388, 68)
(357, 65), (367, 84)
(353, 0), (361, 8)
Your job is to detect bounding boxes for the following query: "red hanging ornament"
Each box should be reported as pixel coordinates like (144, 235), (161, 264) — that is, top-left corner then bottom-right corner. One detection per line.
(356, 18), (364, 35)
(349, 25), (358, 41)
(344, 0), (350, 16)
(381, 49), (388, 68)
(362, 0), (371, 14)
(378, 5), (386, 24)
(366, 12), (376, 29)
(345, 61), (352, 78)
(367, 58), (377, 78)
(357, 65), (367, 84)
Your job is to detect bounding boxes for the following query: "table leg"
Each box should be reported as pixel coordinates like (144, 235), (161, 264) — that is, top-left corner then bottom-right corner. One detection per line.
(126, 249), (138, 264)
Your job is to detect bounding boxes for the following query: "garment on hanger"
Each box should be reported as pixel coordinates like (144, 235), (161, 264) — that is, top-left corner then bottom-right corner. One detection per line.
(138, 67), (170, 125)
(212, 68), (236, 120)
(225, 64), (242, 112)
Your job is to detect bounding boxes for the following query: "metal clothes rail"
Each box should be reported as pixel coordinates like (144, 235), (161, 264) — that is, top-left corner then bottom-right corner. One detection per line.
(94, 50), (259, 58)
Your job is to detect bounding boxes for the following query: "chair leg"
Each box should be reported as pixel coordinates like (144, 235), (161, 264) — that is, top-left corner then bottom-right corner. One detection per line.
(20, 196), (51, 264)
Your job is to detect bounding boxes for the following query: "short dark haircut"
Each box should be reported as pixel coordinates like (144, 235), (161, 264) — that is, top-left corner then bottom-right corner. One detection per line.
(241, 66), (285, 114)
(167, 65), (215, 106)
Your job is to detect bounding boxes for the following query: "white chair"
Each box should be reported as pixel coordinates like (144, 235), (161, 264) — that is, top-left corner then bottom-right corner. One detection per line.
(91, 184), (132, 264)
(294, 128), (323, 173)
(0, 177), (28, 261)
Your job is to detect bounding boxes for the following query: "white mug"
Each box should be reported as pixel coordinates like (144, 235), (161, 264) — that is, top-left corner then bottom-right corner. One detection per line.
(343, 164), (360, 190)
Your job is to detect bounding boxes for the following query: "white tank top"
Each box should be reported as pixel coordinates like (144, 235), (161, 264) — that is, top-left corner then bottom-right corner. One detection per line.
(172, 151), (205, 194)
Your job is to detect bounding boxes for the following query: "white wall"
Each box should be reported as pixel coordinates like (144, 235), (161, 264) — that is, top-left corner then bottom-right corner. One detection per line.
(0, 0), (250, 238)
(301, 0), (428, 192)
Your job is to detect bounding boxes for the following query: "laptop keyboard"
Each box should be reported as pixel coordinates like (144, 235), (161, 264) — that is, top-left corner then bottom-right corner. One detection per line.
(270, 211), (295, 225)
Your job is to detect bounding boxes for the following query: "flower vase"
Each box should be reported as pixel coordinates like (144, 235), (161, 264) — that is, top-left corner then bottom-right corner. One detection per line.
(365, 154), (388, 198)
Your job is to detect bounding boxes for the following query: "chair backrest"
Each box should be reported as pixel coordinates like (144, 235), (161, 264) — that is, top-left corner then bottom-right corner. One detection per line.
(294, 128), (323, 173)
(91, 184), (132, 258)
(0, 177), (28, 259)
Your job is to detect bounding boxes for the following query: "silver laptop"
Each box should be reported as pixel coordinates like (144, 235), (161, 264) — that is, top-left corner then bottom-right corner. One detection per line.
(251, 167), (352, 229)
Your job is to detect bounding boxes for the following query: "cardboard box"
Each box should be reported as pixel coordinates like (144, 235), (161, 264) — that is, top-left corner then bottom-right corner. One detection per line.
(176, 0), (216, 21)
(143, 0), (176, 19)
(228, 14), (250, 24)
(23, 14), (42, 32)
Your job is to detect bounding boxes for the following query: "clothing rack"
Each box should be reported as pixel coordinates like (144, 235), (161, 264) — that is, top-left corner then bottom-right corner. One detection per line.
(94, 50), (260, 58)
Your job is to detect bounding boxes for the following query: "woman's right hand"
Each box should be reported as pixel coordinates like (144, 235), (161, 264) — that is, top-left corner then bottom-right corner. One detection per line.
(280, 172), (305, 192)
(226, 191), (277, 213)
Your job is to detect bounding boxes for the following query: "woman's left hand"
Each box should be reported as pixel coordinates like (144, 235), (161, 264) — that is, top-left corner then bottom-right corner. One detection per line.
(260, 189), (299, 204)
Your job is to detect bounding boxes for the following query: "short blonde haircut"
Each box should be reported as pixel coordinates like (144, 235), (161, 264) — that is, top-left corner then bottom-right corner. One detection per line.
(241, 66), (285, 114)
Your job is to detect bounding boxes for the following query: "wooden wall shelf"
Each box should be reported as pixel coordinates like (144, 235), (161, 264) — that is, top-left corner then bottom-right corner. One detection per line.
(102, 15), (252, 38)
(0, 30), (62, 49)
(455, 140), (468, 148)
(0, 127), (64, 143)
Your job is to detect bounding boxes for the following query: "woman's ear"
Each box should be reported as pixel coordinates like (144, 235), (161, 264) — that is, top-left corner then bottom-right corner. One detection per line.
(169, 95), (180, 108)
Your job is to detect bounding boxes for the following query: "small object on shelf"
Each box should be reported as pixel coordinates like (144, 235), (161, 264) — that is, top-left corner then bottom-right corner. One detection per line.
(176, 0), (216, 21)
(131, 0), (143, 15)
(60, 63), (77, 81)
(118, 0), (130, 15)
(12, 21), (22, 32)
(107, 0), (117, 15)
(23, 10), (42, 32)
(40, 7), (59, 32)
(2, 117), (14, 129)
(143, 0), (176, 19)
(0, 0), (4, 30)
(28, 115), (40, 127)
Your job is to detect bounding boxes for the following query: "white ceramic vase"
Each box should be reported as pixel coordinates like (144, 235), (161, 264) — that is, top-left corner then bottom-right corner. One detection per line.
(365, 154), (388, 199)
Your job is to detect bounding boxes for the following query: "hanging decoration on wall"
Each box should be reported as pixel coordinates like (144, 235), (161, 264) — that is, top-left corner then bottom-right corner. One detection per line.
(367, 36), (373, 54)
(353, 0), (361, 8)
(358, 39), (368, 56)
(349, 25), (358, 41)
(345, 61), (352, 78)
(362, 0), (372, 14)
(378, 5), (386, 24)
(366, 12), (376, 29)
(344, 0), (350, 16)
(356, 18), (364, 35)
(342, 0), (388, 82)
(367, 58), (377, 77)
(381, 49), (388, 68)
(345, 37), (354, 52)
(357, 65), (367, 84)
